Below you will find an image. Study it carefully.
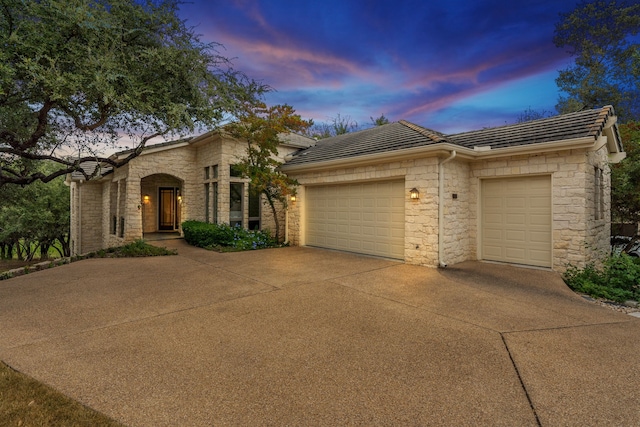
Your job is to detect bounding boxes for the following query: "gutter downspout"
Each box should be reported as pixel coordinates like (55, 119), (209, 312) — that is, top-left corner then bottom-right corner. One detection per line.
(438, 151), (456, 267)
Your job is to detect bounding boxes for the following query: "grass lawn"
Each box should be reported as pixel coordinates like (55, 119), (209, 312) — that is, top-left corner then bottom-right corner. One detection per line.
(1, 362), (124, 427)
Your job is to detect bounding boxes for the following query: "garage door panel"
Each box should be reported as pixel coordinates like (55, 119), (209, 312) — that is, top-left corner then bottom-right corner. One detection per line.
(506, 214), (526, 225)
(482, 176), (551, 268)
(306, 181), (404, 259)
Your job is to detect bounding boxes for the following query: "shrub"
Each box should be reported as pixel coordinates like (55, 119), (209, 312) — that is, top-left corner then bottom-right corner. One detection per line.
(182, 221), (277, 251)
(90, 240), (177, 258)
(563, 253), (640, 302)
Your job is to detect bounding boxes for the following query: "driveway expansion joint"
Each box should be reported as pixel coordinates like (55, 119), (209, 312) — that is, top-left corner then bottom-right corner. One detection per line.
(501, 333), (543, 427)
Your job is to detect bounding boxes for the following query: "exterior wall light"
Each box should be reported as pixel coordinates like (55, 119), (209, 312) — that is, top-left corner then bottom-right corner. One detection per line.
(143, 195), (150, 204)
(290, 195), (297, 202)
(410, 188), (420, 200)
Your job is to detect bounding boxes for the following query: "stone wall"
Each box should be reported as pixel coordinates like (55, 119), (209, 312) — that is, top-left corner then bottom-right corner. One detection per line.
(70, 134), (305, 253)
(441, 159), (471, 265)
(77, 181), (103, 254)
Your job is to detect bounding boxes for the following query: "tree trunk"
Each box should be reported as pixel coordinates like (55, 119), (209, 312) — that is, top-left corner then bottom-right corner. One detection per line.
(265, 194), (280, 243)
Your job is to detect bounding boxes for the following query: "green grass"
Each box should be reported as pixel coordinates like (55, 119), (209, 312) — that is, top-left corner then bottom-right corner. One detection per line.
(0, 362), (124, 427)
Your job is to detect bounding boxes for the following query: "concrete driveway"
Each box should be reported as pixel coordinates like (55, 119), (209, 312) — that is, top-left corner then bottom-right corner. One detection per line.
(1, 239), (639, 426)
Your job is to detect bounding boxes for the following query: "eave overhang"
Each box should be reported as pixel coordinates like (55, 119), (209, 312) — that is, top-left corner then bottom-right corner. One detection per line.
(281, 136), (607, 174)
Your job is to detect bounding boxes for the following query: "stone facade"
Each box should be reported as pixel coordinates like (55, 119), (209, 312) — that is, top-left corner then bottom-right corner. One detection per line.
(69, 117), (619, 272)
(287, 156), (442, 267)
(286, 144), (613, 272)
(69, 133), (309, 255)
(467, 146), (611, 271)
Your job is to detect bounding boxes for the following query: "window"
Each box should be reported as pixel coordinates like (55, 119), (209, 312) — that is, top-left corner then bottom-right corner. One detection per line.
(204, 183), (210, 222)
(594, 167), (605, 220)
(212, 164), (218, 178)
(212, 182), (218, 224)
(248, 185), (260, 230)
(204, 166), (210, 180)
(229, 182), (243, 227)
(230, 164), (243, 178)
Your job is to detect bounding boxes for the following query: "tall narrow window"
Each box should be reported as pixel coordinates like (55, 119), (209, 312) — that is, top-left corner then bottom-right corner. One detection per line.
(248, 185), (260, 230)
(229, 182), (243, 227)
(594, 167), (604, 220)
(212, 182), (218, 224)
(204, 166), (210, 180)
(204, 183), (210, 223)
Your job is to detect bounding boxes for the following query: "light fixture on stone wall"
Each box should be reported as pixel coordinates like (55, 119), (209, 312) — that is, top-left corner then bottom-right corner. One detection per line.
(143, 195), (150, 204)
(410, 188), (420, 200)
(290, 195), (297, 202)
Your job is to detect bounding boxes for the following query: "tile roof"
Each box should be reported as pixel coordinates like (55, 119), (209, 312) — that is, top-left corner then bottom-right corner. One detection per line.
(285, 106), (616, 166)
(446, 106), (614, 149)
(70, 161), (113, 181)
(284, 121), (448, 166)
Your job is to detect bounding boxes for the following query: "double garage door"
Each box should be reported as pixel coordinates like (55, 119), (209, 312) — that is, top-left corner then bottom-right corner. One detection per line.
(481, 176), (552, 268)
(305, 180), (405, 259)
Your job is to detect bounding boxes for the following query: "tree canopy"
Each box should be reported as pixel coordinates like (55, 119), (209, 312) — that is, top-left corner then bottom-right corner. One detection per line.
(226, 103), (311, 242)
(554, 0), (640, 121)
(0, 0), (266, 185)
(611, 121), (640, 226)
(0, 162), (70, 260)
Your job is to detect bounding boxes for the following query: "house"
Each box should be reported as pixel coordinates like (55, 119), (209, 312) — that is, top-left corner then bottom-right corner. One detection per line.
(69, 106), (625, 271)
(67, 130), (315, 256)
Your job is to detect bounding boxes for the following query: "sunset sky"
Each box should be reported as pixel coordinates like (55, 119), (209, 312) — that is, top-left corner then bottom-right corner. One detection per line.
(179, 0), (581, 133)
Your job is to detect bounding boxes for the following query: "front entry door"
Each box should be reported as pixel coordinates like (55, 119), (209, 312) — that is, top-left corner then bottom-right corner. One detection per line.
(159, 187), (179, 230)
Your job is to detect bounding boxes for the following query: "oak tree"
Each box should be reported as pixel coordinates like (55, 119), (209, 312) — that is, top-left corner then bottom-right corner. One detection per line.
(0, 0), (266, 185)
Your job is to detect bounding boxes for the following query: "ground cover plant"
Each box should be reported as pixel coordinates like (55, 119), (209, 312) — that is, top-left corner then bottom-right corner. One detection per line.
(563, 253), (640, 303)
(182, 220), (278, 251)
(0, 362), (125, 427)
(1, 240), (176, 279)
(88, 240), (177, 258)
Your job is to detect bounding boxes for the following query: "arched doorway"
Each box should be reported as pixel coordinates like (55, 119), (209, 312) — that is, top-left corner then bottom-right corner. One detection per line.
(140, 174), (183, 237)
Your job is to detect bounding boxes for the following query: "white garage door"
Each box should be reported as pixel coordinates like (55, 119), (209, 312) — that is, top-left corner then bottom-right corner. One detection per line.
(481, 176), (552, 268)
(305, 180), (405, 259)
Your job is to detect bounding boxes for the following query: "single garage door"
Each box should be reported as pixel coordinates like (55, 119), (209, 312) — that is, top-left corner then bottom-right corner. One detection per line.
(481, 175), (552, 268)
(306, 180), (405, 259)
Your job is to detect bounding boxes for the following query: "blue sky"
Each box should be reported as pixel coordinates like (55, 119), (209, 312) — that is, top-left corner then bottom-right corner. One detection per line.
(179, 0), (580, 133)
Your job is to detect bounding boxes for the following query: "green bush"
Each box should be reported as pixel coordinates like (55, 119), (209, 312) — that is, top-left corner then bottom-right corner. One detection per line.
(563, 253), (640, 302)
(182, 221), (277, 251)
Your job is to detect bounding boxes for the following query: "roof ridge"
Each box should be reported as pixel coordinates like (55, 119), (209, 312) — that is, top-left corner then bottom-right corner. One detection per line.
(399, 120), (449, 143)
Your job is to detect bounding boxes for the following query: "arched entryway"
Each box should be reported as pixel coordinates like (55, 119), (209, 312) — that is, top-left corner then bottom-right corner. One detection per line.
(140, 174), (183, 239)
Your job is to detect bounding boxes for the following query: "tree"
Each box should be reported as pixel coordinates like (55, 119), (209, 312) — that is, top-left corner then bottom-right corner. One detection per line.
(306, 113), (359, 139)
(226, 103), (312, 242)
(0, 162), (70, 260)
(370, 114), (390, 126)
(515, 107), (554, 123)
(611, 121), (640, 228)
(0, 0), (266, 186)
(554, 1), (640, 121)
